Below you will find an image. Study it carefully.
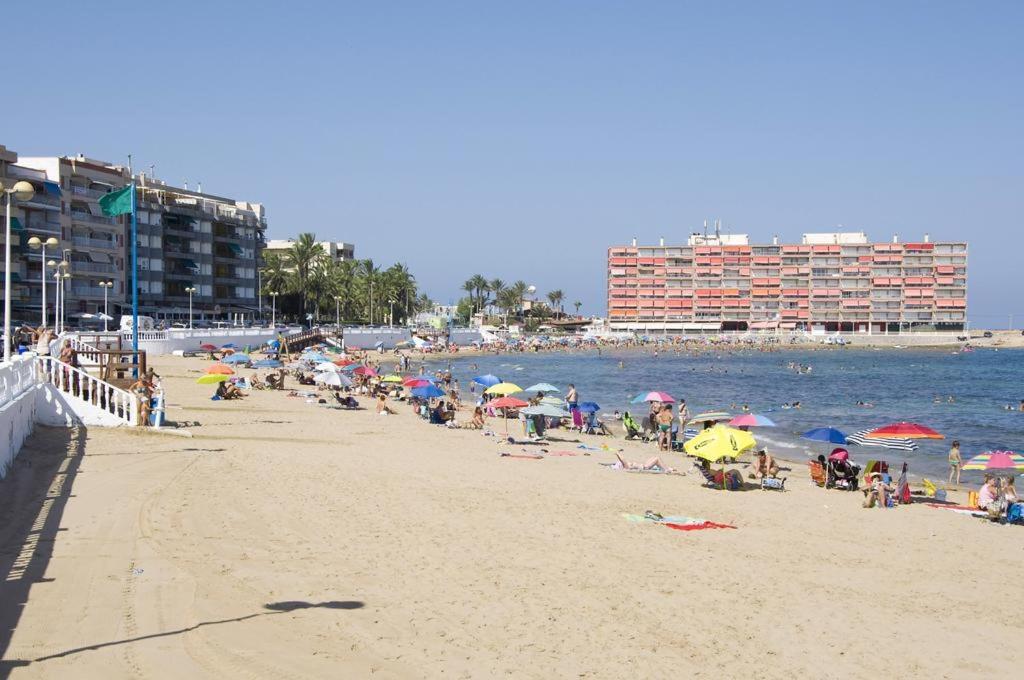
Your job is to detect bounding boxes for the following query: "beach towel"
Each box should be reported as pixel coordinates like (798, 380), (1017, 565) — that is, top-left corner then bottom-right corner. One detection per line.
(499, 452), (543, 460)
(546, 450), (582, 457)
(622, 513), (737, 531)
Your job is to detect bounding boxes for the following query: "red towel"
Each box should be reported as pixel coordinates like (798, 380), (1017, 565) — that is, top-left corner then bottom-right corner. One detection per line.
(665, 521), (736, 531)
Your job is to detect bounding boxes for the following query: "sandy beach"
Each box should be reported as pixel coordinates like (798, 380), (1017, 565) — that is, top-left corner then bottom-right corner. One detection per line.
(2, 355), (1022, 679)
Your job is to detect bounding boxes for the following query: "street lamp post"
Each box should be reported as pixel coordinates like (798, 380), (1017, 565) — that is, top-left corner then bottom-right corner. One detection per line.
(99, 281), (114, 331)
(2, 180), (36, 363)
(185, 286), (197, 329)
(269, 291), (278, 329)
(28, 236), (59, 328)
(58, 270), (70, 334)
(389, 299), (396, 328)
(334, 295), (341, 328)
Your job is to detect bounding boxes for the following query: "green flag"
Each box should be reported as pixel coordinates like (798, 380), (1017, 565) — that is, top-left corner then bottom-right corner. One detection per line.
(98, 185), (133, 216)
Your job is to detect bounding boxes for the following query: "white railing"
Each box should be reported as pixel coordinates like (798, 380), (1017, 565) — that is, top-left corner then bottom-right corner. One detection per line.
(35, 355), (136, 426)
(0, 354), (38, 410)
(71, 236), (118, 249)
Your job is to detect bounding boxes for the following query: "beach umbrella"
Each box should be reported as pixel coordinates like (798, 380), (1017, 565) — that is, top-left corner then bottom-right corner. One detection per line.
(683, 425), (757, 463)
(340, 363), (362, 372)
(381, 374), (404, 383)
(314, 361), (341, 371)
(846, 429), (918, 451)
(472, 374), (501, 387)
(206, 364), (235, 375)
(689, 411), (732, 423)
(865, 422), (944, 440)
(521, 404), (570, 418)
(252, 359), (283, 368)
(221, 353), (251, 364)
(314, 371), (351, 387)
(962, 450), (1024, 472)
(199, 343), (217, 351)
(488, 396), (529, 409)
(524, 383), (560, 394)
(403, 377), (432, 388)
(577, 401), (601, 413)
(196, 374), (230, 385)
(485, 382), (523, 396)
(334, 358), (356, 366)
(412, 385), (445, 399)
(729, 414), (776, 428)
(353, 366), (378, 377)
(801, 427), (848, 444)
(302, 352), (330, 363)
(631, 391), (676, 404)
(221, 343), (236, 349)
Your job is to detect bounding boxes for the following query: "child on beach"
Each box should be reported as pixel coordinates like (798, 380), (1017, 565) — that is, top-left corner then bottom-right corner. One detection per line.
(947, 440), (962, 485)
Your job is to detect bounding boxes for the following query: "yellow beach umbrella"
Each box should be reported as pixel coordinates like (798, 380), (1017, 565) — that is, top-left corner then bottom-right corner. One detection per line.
(684, 424), (757, 462)
(484, 382), (523, 396)
(196, 374), (230, 385)
(381, 374), (404, 383)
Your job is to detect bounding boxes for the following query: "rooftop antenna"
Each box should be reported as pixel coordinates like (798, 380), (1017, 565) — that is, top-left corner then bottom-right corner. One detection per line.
(715, 218), (721, 239)
(197, 181), (202, 193)
(703, 219), (708, 238)
(183, 178), (189, 190)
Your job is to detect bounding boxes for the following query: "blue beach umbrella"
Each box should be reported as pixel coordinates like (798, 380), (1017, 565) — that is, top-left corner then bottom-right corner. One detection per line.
(801, 427), (848, 445)
(472, 374), (501, 387)
(340, 363), (363, 372)
(221, 353), (251, 364)
(221, 343), (236, 349)
(252, 359), (283, 368)
(302, 352), (330, 363)
(577, 402), (601, 413)
(412, 385), (445, 399)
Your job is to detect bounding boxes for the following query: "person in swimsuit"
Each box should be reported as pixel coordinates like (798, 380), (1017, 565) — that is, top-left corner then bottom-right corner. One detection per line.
(656, 404), (673, 451)
(948, 440), (962, 485)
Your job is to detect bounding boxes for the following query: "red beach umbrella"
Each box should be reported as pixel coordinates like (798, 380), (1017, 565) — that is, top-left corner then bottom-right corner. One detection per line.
(489, 397), (529, 409)
(353, 366), (378, 377)
(865, 422), (944, 440)
(403, 377), (431, 388)
(200, 343), (217, 351)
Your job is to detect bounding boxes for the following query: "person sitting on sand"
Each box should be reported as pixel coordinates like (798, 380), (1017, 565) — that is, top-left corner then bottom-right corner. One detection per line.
(748, 449), (779, 479)
(863, 472), (894, 508)
(614, 452), (676, 473)
(468, 406), (485, 429)
(376, 394), (395, 415)
(977, 476), (1000, 512)
(215, 381), (245, 400)
(697, 459), (743, 489)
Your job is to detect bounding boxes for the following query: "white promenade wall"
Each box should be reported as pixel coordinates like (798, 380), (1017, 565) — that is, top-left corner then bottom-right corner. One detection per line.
(0, 355), (39, 479)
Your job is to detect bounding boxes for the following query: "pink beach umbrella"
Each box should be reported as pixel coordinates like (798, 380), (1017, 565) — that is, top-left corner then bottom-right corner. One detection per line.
(728, 414), (777, 428)
(633, 391), (676, 404)
(353, 366), (378, 377)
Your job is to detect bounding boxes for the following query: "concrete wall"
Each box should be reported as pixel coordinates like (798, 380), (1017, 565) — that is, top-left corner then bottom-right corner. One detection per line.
(0, 355), (41, 479)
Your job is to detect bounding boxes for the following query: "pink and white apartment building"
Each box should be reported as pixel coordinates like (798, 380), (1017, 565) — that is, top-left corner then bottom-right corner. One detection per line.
(607, 232), (967, 333)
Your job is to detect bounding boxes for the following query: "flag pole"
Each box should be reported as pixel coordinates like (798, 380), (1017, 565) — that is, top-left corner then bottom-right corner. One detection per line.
(130, 169), (139, 377)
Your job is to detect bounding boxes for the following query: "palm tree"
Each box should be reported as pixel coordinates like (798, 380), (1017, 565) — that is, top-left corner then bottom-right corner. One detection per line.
(360, 259), (381, 324)
(573, 300), (582, 317)
(468, 274), (489, 312)
(461, 278), (477, 311)
(261, 253), (289, 297)
(488, 279), (505, 314)
(547, 290), (564, 318)
(288, 233), (326, 318)
(496, 288), (520, 324)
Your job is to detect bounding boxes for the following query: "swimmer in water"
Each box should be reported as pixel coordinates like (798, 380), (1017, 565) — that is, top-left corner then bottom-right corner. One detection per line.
(618, 360), (624, 369)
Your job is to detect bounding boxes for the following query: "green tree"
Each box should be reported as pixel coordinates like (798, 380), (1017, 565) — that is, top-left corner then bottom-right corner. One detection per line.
(573, 300), (582, 317)
(287, 233), (326, 318)
(547, 289), (564, 318)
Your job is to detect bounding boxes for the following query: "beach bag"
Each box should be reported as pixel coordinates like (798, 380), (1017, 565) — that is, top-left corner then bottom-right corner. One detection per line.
(967, 491), (979, 509)
(1007, 503), (1023, 523)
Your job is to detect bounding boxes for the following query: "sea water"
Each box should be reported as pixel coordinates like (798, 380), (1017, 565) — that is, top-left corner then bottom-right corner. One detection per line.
(428, 347), (1024, 482)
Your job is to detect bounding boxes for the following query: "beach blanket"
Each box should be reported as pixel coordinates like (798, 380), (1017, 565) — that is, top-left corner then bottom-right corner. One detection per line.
(545, 450), (582, 457)
(499, 452), (543, 460)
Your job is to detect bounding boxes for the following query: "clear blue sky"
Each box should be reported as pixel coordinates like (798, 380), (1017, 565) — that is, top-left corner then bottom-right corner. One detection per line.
(7, 1), (1022, 324)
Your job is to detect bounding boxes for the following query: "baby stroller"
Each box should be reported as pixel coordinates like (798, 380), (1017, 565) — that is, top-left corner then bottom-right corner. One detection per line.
(826, 448), (860, 490)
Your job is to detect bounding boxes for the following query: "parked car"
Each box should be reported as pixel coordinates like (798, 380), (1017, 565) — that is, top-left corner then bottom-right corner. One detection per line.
(983, 331), (993, 338)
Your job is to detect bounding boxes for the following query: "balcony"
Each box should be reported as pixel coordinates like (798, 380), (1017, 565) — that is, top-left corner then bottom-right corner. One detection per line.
(69, 185), (115, 200)
(70, 261), (119, 275)
(69, 209), (119, 228)
(71, 236), (119, 250)
(68, 285), (110, 298)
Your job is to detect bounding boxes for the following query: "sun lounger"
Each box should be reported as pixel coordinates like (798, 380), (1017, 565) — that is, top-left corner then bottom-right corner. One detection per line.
(808, 461), (827, 487)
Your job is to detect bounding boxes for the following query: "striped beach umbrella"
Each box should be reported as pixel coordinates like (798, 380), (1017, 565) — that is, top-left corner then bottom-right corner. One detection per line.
(962, 451), (1024, 472)
(846, 429), (918, 451)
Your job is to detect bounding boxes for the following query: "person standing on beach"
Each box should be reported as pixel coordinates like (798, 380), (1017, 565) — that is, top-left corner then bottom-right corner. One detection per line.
(948, 440), (962, 485)
(566, 384), (578, 410)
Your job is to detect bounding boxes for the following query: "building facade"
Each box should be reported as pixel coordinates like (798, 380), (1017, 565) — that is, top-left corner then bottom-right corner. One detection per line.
(607, 232), (967, 333)
(8, 147), (265, 326)
(263, 239), (355, 267)
(134, 177), (264, 322)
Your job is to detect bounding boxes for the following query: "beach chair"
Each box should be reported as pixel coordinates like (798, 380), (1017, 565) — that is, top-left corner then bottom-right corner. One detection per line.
(695, 464), (742, 491)
(760, 476), (786, 491)
(863, 460), (890, 487)
(808, 461), (827, 487)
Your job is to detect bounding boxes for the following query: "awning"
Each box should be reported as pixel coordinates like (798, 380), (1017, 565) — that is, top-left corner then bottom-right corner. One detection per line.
(749, 321), (779, 329)
(43, 181), (62, 196)
(226, 243), (243, 255)
(88, 252), (111, 263)
(87, 201), (107, 216)
(9, 273), (21, 282)
(780, 322), (798, 329)
(10, 217), (24, 231)
(183, 259), (199, 270)
(683, 322), (722, 331)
